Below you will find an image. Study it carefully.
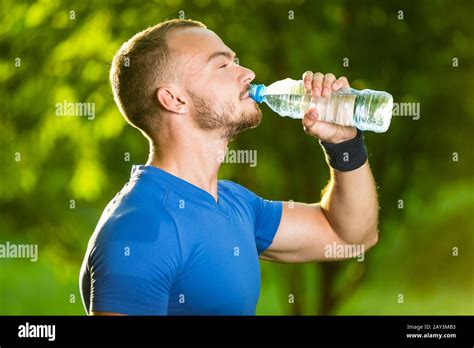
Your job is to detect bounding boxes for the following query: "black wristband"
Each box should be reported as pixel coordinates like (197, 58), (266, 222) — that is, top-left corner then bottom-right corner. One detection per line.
(320, 129), (368, 172)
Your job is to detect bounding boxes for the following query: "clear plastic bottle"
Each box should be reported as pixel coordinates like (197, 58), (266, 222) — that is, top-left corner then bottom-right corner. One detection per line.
(249, 78), (393, 133)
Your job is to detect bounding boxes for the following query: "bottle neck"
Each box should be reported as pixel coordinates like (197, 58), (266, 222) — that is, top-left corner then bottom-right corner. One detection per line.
(249, 84), (266, 103)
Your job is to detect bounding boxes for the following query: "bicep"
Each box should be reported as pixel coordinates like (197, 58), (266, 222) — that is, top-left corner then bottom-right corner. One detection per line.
(260, 201), (349, 263)
(87, 222), (181, 314)
(89, 261), (174, 316)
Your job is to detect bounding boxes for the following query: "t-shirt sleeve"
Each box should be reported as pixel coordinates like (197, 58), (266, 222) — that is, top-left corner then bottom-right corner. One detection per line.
(226, 181), (283, 255)
(85, 208), (181, 315)
(253, 195), (283, 255)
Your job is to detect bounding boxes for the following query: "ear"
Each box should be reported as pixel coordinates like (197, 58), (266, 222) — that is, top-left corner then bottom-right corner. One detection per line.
(156, 86), (188, 115)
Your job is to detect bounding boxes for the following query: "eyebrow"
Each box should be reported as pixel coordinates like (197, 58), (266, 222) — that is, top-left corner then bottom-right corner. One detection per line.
(206, 50), (236, 64)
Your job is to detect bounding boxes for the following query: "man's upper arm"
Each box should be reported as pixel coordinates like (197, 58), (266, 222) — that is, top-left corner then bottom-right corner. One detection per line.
(84, 207), (182, 315)
(259, 201), (359, 263)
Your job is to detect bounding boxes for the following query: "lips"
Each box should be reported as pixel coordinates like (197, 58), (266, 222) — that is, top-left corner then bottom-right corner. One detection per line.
(240, 89), (250, 99)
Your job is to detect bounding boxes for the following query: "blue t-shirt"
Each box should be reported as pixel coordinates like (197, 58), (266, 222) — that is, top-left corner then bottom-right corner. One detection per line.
(80, 165), (282, 315)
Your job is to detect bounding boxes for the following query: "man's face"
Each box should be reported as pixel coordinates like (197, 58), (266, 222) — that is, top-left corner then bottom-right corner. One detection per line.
(168, 27), (262, 140)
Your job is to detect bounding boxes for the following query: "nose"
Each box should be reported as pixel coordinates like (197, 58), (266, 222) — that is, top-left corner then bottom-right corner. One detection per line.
(238, 65), (255, 85)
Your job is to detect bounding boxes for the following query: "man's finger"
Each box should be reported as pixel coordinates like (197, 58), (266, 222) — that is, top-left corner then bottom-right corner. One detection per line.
(302, 71), (313, 92)
(322, 73), (336, 97)
(332, 76), (349, 90)
(311, 72), (324, 97)
(302, 108), (319, 133)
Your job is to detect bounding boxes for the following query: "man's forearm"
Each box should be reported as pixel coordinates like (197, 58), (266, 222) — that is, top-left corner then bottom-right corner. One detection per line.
(299, 71), (380, 246)
(320, 161), (379, 245)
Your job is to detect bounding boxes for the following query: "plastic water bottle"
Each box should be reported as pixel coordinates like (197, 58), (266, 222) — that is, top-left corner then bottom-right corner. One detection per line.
(249, 78), (393, 133)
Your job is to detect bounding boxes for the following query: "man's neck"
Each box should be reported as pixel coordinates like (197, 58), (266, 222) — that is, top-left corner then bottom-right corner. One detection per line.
(146, 133), (228, 203)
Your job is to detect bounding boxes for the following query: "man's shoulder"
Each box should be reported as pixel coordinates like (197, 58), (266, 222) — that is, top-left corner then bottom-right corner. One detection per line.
(122, 172), (168, 201)
(92, 179), (175, 243)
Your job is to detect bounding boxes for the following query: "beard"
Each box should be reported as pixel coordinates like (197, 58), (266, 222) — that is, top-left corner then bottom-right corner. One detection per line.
(187, 89), (262, 141)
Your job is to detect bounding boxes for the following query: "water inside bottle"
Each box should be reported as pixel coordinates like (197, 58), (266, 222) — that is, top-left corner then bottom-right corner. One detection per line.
(263, 90), (357, 127)
(353, 91), (393, 132)
(263, 88), (392, 132)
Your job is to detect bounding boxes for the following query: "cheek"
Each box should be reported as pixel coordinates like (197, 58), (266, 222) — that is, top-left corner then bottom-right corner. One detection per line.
(215, 73), (240, 96)
(196, 74), (240, 106)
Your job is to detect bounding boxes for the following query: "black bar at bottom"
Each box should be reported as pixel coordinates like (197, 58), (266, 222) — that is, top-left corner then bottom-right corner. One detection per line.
(0, 315), (472, 346)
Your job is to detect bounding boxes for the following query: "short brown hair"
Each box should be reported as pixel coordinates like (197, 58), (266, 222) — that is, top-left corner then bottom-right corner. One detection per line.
(110, 19), (206, 139)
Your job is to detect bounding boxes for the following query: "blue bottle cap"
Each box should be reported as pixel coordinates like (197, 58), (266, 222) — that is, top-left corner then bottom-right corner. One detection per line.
(249, 84), (265, 103)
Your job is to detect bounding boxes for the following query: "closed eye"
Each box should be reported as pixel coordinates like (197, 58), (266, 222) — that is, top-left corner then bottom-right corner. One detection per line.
(219, 63), (228, 69)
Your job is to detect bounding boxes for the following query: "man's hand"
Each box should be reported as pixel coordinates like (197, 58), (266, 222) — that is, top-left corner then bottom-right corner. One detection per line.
(260, 72), (379, 264)
(301, 71), (357, 144)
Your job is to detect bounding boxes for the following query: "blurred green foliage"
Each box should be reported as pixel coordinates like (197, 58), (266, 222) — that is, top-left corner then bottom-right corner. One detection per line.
(0, 0), (473, 315)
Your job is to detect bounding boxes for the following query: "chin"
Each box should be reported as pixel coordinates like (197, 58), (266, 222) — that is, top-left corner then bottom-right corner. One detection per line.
(244, 107), (262, 126)
(224, 110), (262, 141)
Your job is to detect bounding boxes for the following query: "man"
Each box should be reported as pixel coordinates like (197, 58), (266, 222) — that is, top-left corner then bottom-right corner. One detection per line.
(79, 19), (379, 316)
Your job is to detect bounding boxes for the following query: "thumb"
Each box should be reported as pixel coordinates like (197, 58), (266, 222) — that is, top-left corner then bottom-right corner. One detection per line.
(302, 108), (319, 133)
